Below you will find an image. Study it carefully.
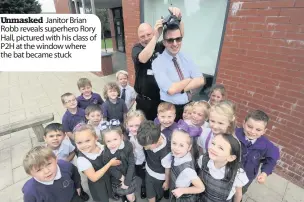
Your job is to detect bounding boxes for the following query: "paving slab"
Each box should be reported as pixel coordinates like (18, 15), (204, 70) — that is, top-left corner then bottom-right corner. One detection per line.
(283, 182), (304, 202)
(0, 177), (30, 202)
(0, 130), (30, 151)
(0, 157), (13, 191)
(13, 166), (28, 183)
(11, 140), (32, 169)
(246, 180), (284, 202)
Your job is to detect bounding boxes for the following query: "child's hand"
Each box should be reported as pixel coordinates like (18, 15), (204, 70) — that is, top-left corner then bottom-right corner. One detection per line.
(121, 182), (129, 190)
(162, 180), (169, 190)
(110, 157), (121, 166)
(76, 188), (81, 196)
(257, 172), (267, 184)
(172, 188), (184, 198)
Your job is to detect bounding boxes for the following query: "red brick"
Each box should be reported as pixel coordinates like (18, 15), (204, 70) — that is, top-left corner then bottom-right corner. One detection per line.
(288, 56), (304, 64)
(245, 16), (266, 23)
(280, 8), (304, 24)
(295, 0), (304, 7)
(269, 0), (296, 8)
(286, 33), (304, 41)
(263, 95), (285, 106)
(274, 24), (300, 32)
(266, 16), (291, 23)
(239, 42), (258, 50)
(236, 9), (258, 16)
(250, 37), (271, 45)
(242, 2), (270, 9)
(263, 31), (287, 39)
(232, 23), (254, 29)
(257, 9), (281, 16)
(242, 30), (263, 37)
(229, 48), (247, 55)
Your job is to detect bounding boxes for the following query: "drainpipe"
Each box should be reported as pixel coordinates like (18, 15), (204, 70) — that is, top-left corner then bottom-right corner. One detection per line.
(90, 0), (96, 14)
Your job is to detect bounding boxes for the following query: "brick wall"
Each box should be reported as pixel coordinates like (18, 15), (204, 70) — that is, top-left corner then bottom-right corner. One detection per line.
(122, 0), (141, 85)
(217, 0), (304, 187)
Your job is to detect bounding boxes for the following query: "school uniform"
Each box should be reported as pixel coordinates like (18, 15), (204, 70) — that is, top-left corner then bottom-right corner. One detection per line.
(198, 154), (249, 202)
(152, 50), (203, 121)
(129, 133), (146, 184)
(62, 108), (86, 133)
(77, 143), (111, 202)
(77, 92), (104, 110)
(235, 128), (280, 193)
(22, 160), (83, 202)
(170, 153), (199, 202)
(144, 133), (172, 200)
(101, 98), (128, 123)
(154, 117), (178, 142)
(197, 128), (214, 154)
(119, 85), (137, 110)
(103, 140), (137, 196)
(51, 138), (75, 160)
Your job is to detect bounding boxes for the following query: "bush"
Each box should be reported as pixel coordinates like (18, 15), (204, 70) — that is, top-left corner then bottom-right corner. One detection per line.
(0, 0), (42, 14)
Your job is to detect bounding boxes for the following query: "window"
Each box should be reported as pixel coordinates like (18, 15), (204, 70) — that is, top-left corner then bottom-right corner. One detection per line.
(143, 0), (228, 76)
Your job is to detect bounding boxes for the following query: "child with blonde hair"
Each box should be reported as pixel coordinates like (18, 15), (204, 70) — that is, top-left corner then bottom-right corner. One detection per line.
(74, 123), (121, 202)
(197, 100), (236, 153)
(125, 110), (147, 199)
(189, 101), (210, 129)
(116, 70), (137, 110)
(182, 102), (194, 121)
(154, 102), (178, 142)
(208, 84), (226, 106)
(101, 82), (128, 123)
(170, 121), (205, 202)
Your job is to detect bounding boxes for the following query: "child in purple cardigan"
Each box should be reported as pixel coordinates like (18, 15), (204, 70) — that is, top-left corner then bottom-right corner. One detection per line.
(22, 146), (83, 202)
(235, 110), (280, 195)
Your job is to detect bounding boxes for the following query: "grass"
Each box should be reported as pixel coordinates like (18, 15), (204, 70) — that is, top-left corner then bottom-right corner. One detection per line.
(101, 38), (113, 49)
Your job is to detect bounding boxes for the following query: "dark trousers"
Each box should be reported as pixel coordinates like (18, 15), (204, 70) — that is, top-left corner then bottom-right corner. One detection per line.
(136, 95), (160, 121)
(135, 163), (146, 187)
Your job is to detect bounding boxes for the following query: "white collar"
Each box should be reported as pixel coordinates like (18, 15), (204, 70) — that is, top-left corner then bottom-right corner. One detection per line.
(152, 133), (167, 153)
(34, 165), (61, 185)
(173, 152), (192, 166)
(82, 142), (104, 160)
(207, 159), (226, 180)
(245, 136), (257, 144)
(110, 141), (125, 154)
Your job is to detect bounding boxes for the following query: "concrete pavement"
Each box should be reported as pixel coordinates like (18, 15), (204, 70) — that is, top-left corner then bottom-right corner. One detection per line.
(0, 72), (303, 202)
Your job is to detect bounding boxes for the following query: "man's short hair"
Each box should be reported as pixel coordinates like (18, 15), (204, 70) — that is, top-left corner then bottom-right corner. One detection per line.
(60, 92), (74, 104)
(23, 146), (56, 175)
(245, 110), (269, 125)
(77, 78), (92, 89)
(44, 123), (63, 136)
(163, 24), (181, 39)
(137, 121), (161, 146)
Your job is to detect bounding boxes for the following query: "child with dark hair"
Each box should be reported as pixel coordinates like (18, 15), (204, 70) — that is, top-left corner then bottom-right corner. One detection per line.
(198, 134), (249, 202)
(44, 123), (75, 162)
(235, 110), (280, 195)
(85, 104), (105, 141)
(137, 121), (172, 202)
(208, 84), (226, 106)
(101, 82), (128, 123)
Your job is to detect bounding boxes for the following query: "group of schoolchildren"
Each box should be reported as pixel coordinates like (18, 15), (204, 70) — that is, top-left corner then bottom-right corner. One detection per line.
(22, 70), (280, 202)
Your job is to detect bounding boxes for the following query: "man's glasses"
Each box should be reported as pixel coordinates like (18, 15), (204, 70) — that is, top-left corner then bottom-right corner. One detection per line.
(165, 37), (183, 44)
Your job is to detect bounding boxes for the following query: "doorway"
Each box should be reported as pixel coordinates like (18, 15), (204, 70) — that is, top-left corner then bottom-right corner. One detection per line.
(112, 7), (125, 52)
